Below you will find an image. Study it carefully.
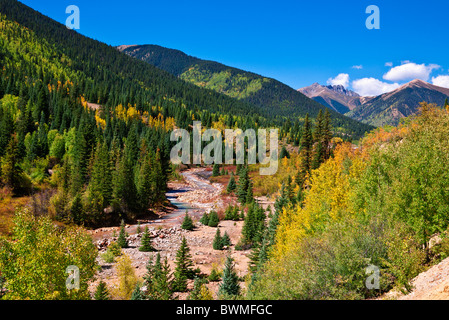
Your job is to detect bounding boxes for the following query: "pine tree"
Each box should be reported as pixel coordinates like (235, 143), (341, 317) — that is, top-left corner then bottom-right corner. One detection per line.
(212, 163), (220, 177)
(297, 113), (313, 186)
(218, 255), (240, 297)
(208, 266), (221, 282)
(139, 226), (154, 252)
(235, 164), (242, 175)
(213, 228), (223, 250)
(1, 134), (27, 195)
(135, 147), (154, 211)
(172, 237), (194, 292)
(322, 109), (333, 161)
(144, 253), (173, 300)
(131, 283), (145, 300)
(245, 180), (254, 204)
(89, 141), (112, 207)
(208, 211), (220, 227)
(136, 222), (142, 234)
(200, 212), (209, 225)
(70, 193), (84, 225)
(226, 172), (236, 193)
(221, 232), (232, 247)
(181, 211), (195, 231)
(236, 166), (249, 204)
(117, 219), (128, 248)
(188, 277), (206, 300)
(279, 145), (290, 159)
(94, 281), (110, 300)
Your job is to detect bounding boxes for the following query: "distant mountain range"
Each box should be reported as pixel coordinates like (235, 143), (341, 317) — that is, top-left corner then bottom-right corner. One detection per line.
(299, 80), (449, 127)
(298, 83), (361, 114)
(117, 44), (374, 138)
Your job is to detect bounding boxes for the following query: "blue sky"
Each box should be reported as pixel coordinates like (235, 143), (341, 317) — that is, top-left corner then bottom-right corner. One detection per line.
(21, 0), (449, 96)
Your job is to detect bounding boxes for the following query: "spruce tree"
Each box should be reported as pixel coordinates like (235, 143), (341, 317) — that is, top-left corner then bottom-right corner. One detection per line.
(297, 113), (313, 187)
(213, 228), (223, 250)
(172, 237), (194, 292)
(218, 255), (241, 297)
(117, 219), (128, 248)
(226, 172), (236, 193)
(208, 211), (220, 227)
(322, 109), (333, 160)
(236, 166), (249, 204)
(221, 232), (232, 247)
(94, 281), (110, 300)
(188, 277), (206, 300)
(144, 253), (173, 300)
(279, 145), (290, 159)
(245, 181), (254, 204)
(200, 212), (209, 225)
(181, 211), (195, 231)
(70, 193), (84, 225)
(89, 141), (112, 207)
(139, 226), (154, 252)
(212, 163), (220, 177)
(131, 283), (145, 300)
(1, 134), (24, 194)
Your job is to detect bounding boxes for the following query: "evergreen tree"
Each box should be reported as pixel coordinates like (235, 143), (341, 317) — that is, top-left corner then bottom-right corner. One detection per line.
(89, 141), (112, 207)
(226, 172), (236, 193)
(94, 281), (110, 300)
(297, 113), (313, 186)
(208, 267), (221, 282)
(172, 237), (194, 292)
(221, 232), (232, 247)
(322, 109), (333, 161)
(139, 226), (155, 252)
(213, 228), (223, 250)
(135, 148), (154, 211)
(200, 212), (209, 225)
(188, 277), (205, 300)
(144, 253), (173, 300)
(181, 211), (195, 231)
(279, 145), (290, 159)
(208, 211), (220, 227)
(1, 134), (28, 195)
(70, 193), (84, 225)
(236, 166), (250, 204)
(245, 180), (254, 204)
(218, 255), (241, 297)
(131, 283), (145, 300)
(117, 219), (128, 248)
(235, 164), (242, 175)
(212, 163), (220, 177)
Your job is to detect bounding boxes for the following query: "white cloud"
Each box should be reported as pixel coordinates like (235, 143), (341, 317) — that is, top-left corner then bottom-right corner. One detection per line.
(352, 65), (363, 70)
(352, 78), (400, 96)
(431, 75), (449, 88)
(327, 73), (350, 88)
(385, 62), (393, 67)
(383, 62), (440, 82)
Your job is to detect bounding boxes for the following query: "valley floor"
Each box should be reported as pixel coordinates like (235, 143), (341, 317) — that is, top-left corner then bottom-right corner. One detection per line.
(88, 167), (272, 299)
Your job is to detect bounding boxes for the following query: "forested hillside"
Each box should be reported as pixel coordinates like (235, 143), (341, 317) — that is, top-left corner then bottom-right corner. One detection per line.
(0, 0), (283, 227)
(119, 45), (375, 139)
(247, 103), (449, 299)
